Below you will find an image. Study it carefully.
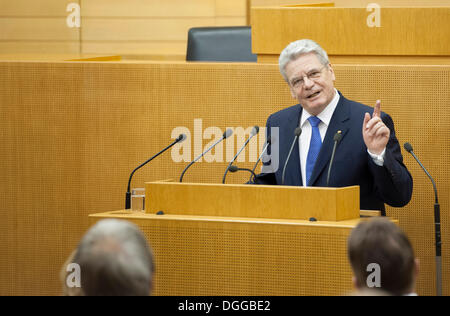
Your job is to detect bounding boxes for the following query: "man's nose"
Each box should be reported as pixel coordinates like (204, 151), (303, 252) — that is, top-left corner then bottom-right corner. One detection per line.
(303, 76), (314, 89)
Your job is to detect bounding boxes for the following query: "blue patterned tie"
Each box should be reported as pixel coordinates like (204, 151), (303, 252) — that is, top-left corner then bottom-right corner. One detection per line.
(306, 116), (322, 186)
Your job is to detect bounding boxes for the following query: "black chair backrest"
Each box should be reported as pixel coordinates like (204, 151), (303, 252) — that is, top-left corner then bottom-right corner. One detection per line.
(186, 26), (257, 62)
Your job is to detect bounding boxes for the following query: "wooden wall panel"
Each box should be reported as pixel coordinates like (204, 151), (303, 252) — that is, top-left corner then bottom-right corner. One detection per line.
(251, 7), (450, 56)
(215, 17), (247, 26)
(0, 0), (73, 16)
(0, 1), (80, 54)
(0, 0), (248, 58)
(0, 42), (81, 54)
(80, 0), (248, 57)
(81, 41), (187, 56)
(216, 0), (248, 16)
(82, 18), (217, 41)
(0, 61), (448, 296)
(250, 0), (450, 7)
(0, 18), (79, 41)
(80, 0), (216, 17)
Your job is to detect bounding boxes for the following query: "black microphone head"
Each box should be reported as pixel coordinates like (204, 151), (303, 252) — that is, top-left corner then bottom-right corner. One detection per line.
(294, 127), (302, 137)
(404, 142), (413, 153)
(229, 165), (239, 172)
(333, 131), (343, 142)
(251, 125), (260, 136)
(223, 128), (233, 139)
(177, 133), (187, 142)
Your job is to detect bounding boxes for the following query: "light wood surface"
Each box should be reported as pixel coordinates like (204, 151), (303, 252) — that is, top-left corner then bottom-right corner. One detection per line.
(0, 61), (448, 296)
(0, 0), (79, 15)
(89, 211), (361, 295)
(0, 18), (79, 41)
(0, 0), (80, 54)
(258, 54), (450, 65)
(91, 210), (364, 227)
(360, 210), (382, 217)
(0, 54), (120, 62)
(251, 6), (450, 56)
(251, 0), (450, 7)
(0, 0), (248, 58)
(146, 182), (360, 221)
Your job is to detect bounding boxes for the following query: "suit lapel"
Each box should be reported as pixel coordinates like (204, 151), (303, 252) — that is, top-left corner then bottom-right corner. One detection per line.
(282, 105), (303, 186)
(308, 95), (351, 186)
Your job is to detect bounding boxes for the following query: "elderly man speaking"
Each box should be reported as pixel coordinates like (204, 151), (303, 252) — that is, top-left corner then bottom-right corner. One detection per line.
(255, 39), (413, 215)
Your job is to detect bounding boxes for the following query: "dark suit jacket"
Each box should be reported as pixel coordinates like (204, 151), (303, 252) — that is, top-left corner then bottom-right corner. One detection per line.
(255, 92), (413, 214)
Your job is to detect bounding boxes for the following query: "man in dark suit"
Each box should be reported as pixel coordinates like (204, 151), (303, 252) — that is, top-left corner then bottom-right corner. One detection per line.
(255, 39), (413, 214)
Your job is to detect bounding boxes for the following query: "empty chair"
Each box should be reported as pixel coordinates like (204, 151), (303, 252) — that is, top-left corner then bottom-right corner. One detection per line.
(186, 26), (257, 62)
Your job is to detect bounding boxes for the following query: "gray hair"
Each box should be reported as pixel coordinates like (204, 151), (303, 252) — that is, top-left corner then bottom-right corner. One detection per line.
(73, 219), (154, 296)
(279, 39), (330, 82)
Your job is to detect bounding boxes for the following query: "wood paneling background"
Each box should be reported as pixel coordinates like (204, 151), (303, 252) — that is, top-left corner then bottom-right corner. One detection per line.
(0, 61), (448, 295)
(251, 6), (450, 56)
(250, 0), (450, 7)
(0, 0), (248, 58)
(0, 0), (81, 54)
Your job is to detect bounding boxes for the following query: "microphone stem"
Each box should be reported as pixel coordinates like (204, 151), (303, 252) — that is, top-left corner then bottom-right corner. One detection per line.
(435, 203), (441, 256)
(125, 137), (181, 209)
(232, 167), (257, 182)
(408, 148), (441, 295)
(282, 135), (299, 185)
(249, 143), (269, 183)
(223, 134), (255, 184)
(179, 160), (196, 183)
(180, 135), (225, 183)
(326, 140), (338, 187)
(410, 151), (438, 204)
(127, 140), (179, 192)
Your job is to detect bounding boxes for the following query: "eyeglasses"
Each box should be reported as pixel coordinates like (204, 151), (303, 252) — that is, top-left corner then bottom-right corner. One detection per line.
(289, 65), (327, 89)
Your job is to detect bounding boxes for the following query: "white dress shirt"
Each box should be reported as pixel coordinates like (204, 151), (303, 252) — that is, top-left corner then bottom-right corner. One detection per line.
(298, 89), (385, 186)
(299, 89), (340, 186)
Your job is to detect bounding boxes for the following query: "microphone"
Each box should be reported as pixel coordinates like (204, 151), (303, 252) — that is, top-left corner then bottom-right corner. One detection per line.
(179, 129), (233, 183)
(125, 133), (186, 209)
(404, 142), (442, 296)
(222, 126), (259, 184)
(326, 130), (342, 187)
(228, 165), (258, 182)
(281, 127), (302, 185)
(404, 143), (439, 205)
(249, 135), (273, 183)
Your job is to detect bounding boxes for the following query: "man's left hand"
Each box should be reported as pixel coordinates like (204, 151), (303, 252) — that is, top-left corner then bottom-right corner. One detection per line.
(362, 100), (390, 155)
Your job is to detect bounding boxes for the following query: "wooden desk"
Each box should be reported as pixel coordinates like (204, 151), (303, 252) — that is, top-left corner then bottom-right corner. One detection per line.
(90, 210), (362, 295)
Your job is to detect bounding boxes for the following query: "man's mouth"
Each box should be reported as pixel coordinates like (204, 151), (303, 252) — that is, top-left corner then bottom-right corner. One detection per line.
(307, 91), (321, 99)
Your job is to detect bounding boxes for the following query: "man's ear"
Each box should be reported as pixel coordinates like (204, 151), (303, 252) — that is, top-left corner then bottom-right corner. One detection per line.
(289, 85), (296, 99)
(328, 63), (336, 81)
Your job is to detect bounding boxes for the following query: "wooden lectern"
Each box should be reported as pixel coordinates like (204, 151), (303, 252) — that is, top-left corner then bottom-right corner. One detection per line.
(89, 182), (367, 296)
(145, 182), (359, 221)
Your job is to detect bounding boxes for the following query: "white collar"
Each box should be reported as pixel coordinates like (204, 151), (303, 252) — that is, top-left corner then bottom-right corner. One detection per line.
(300, 88), (340, 128)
